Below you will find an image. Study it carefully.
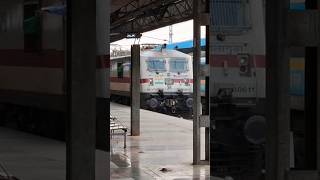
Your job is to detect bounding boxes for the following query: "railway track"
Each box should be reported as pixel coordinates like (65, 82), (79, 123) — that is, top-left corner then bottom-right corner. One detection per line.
(110, 99), (193, 120)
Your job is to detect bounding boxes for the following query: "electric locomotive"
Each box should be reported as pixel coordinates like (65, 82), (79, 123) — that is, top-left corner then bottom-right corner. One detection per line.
(110, 47), (194, 115)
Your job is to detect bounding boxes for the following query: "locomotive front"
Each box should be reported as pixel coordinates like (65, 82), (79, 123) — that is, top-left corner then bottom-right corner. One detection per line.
(140, 49), (193, 114)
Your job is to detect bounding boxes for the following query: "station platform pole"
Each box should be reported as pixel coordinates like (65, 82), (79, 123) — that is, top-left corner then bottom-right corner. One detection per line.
(193, 0), (201, 165)
(131, 45), (141, 136)
(266, 0), (320, 179)
(66, 0), (96, 179)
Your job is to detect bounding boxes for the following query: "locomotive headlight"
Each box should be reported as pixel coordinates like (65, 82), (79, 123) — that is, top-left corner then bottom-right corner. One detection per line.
(238, 54), (250, 75)
(239, 57), (248, 69)
(165, 78), (174, 85)
(240, 57), (247, 64)
(184, 79), (189, 86)
(149, 78), (154, 85)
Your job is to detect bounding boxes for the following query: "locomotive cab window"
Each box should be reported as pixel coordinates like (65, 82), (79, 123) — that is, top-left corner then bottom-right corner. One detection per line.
(211, 0), (251, 32)
(117, 62), (124, 78)
(146, 59), (166, 72)
(169, 58), (189, 73)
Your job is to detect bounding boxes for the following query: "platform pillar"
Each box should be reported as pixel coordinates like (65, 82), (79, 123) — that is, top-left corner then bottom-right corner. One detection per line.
(204, 0), (210, 162)
(96, 0), (110, 150)
(305, 0), (319, 170)
(131, 45), (140, 136)
(96, 0), (110, 179)
(193, 0), (201, 165)
(317, 43), (320, 173)
(266, 0), (291, 179)
(317, 0), (320, 171)
(66, 0), (96, 179)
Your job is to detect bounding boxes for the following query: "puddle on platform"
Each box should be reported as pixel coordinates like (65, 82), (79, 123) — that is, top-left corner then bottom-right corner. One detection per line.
(111, 153), (131, 168)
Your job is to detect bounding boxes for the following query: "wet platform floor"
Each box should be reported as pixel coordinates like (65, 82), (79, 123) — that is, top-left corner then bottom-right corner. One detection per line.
(0, 102), (221, 180)
(0, 127), (109, 180)
(110, 102), (220, 180)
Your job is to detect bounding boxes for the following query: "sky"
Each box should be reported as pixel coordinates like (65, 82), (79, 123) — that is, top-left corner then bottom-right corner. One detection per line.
(111, 20), (206, 50)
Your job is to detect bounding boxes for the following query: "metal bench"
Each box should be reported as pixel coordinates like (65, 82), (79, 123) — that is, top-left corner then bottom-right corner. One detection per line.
(110, 115), (127, 148)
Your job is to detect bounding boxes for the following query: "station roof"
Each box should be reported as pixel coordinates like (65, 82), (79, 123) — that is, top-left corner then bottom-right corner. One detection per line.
(111, 0), (135, 12)
(40, 0), (200, 42)
(110, 0), (200, 42)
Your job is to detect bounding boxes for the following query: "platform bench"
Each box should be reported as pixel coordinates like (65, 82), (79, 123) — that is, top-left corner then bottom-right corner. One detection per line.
(110, 115), (127, 148)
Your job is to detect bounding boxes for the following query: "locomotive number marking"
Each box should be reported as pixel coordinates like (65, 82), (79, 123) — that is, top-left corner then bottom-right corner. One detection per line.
(232, 87), (255, 93)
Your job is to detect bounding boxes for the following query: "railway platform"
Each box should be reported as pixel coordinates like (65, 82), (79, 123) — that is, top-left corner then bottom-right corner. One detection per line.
(0, 103), (220, 180)
(0, 127), (109, 180)
(110, 102), (218, 180)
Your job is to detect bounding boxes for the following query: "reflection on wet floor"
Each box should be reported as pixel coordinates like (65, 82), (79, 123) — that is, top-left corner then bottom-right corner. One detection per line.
(111, 153), (131, 168)
(110, 102), (221, 180)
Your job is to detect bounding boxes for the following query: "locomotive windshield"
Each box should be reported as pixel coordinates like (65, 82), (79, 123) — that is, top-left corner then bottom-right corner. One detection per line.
(169, 58), (189, 73)
(146, 59), (166, 72)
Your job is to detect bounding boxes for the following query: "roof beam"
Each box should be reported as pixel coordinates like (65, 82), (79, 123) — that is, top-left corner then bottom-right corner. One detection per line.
(110, 0), (203, 42)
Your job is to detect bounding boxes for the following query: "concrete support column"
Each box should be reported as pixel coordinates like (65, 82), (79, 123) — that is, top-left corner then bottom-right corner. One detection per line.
(131, 45), (140, 136)
(66, 0), (96, 179)
(96, 0), (110, 179)
(204, 0), (210, 162)
(96, 0), (110, 151)
(305, 47), (318, 169)
(305, 0), (319, 171)
(317, 45), (320, 172)
(193, 0), (201, 165)
(266, 0), (290, 179)
(317, 0), (320, 174)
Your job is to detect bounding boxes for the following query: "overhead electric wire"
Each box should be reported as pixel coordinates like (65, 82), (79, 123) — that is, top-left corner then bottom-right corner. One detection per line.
(142, 35), (168, 42)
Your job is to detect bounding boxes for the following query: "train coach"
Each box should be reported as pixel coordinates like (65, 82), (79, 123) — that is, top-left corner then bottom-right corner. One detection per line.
(0, 0), (67, 138)
(0, 0), (110, 149)
(110, 47), (194, 114)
